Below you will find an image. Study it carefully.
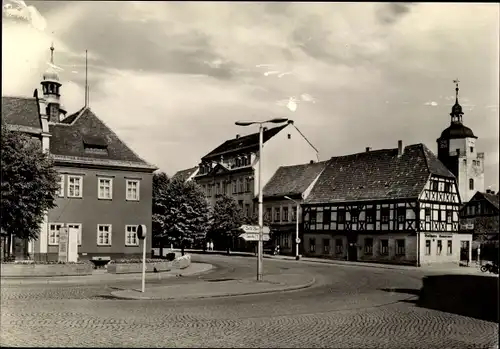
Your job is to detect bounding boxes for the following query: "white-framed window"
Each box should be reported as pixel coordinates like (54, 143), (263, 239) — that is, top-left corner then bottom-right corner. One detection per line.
(98, 177), (113, 200)
(67, 223), (82, 246)
(97, 224), (112, 246)
(126, 180), (140, 201)
(125, 225), (139, 246)
(67, 175), (83, 198)
(57, 174), (65, 197)
(48, 223), (63, 245)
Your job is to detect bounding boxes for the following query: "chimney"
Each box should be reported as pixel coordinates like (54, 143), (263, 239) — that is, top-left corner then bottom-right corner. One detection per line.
(263, 127), (268, 131)
(486, 189), (492, 194)
(236, 134), (240, 139)
(366, 147), (372, 152)
(397, 140), (403, 157)
(309, 160), (314, 164)
(287, 120), (294, 125)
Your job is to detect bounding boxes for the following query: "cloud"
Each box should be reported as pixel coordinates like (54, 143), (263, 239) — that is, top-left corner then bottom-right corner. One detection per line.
(2, 2), (499, 188)
(424, 101), (439, 107)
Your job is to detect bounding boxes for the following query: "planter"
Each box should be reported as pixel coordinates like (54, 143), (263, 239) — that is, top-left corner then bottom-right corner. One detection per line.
(107, 261), (172, 274)
(0, 263), (93, 277)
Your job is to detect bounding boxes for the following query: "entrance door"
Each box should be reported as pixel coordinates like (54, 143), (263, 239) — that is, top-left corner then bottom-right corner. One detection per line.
(347, 234), (358, 261)
(460, 240), (470, 262)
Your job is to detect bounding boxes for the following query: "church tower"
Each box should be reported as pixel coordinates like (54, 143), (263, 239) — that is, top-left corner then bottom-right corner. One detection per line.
(40, 43), (64, 122)
(437, 79), (485, 203)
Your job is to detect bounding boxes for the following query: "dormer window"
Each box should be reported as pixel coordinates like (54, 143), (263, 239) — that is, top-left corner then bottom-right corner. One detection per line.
(83, 135), (108, 155)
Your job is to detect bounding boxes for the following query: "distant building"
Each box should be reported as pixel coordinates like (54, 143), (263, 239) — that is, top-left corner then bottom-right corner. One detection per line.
(437, 81), (485, 203)
(301, 141), (472, 266)
(2, 45), (157, 261)
(460, 190), (499, 243)
(171, 166), (199, 182)
(192, 120), (319, 217)
(262, 161), (327, 256)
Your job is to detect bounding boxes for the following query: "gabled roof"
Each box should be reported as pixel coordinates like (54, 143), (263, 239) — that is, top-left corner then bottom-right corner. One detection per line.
(172, 166), (199, 182)
(263, 161), (327, 199)
(49, 108), (156, 170)
(202, 124), (288, 160)
(305, 144), (455, 204)
(1, 96), (41, 130)
(468, 191), (500, 211)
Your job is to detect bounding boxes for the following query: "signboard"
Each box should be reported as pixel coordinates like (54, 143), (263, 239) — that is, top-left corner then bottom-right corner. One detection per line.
(239, 232), (270, 242)
(58, 228), (69, 263)
(67, 227), (79, 263)
(137, 224), (147, 240)
(239, 225), (270, 235)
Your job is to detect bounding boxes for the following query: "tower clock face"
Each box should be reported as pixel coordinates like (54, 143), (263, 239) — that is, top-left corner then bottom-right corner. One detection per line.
(439, 140), (448, 149)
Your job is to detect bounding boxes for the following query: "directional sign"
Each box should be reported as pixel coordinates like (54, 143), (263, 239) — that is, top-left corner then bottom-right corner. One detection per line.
(239, 224), (270, 235)
(239, 232), (270, 242)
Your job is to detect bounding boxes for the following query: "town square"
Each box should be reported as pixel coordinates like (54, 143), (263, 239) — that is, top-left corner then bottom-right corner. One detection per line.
(1, 1), (499, 348)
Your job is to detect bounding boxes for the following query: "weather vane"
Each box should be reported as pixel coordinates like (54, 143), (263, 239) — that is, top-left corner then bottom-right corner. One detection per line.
(453, 78), (460, 100)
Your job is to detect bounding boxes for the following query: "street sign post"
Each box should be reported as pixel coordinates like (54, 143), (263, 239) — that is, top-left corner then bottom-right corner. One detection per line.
(239, 225), (271, 242)
(137, 225), (147, 293)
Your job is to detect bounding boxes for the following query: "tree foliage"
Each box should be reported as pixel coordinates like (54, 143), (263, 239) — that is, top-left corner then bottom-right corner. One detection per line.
(152, 174), (210, 247)
(0, 122), (59, 242)
(210, 195), (244, 237)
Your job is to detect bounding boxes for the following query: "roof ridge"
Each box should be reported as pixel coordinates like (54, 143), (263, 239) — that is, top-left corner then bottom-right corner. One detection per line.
(2, 95), (36, 100)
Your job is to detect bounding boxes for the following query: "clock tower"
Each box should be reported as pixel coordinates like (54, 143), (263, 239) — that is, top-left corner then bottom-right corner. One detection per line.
(437, 79), (484, 203)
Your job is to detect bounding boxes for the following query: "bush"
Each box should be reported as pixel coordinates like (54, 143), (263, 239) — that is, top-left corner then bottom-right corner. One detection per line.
(109, 258), (165, 264)
(165, 253), (176, 261)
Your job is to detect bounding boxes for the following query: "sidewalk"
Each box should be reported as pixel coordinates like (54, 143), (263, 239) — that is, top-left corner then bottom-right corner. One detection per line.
(110, 273), (316, 300)
(0, 262), (214, 286)
(184, 249), (493, 276)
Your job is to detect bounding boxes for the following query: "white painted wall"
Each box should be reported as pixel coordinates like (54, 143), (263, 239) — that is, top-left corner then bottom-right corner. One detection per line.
(253, 123), (318, 197)
(418, 232), (472, 265)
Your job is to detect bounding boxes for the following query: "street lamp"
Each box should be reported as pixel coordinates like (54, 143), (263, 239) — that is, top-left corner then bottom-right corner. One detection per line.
(235, 117), (289, 281)
(284, 196), (301, 260)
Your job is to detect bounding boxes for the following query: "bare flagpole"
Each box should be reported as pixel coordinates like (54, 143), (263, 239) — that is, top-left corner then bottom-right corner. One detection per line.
(85, 50), (88, 107)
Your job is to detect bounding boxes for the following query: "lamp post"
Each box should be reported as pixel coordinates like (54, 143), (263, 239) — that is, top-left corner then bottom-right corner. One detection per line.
(235, 117), (289, 281)
(284, 196), (301, 260)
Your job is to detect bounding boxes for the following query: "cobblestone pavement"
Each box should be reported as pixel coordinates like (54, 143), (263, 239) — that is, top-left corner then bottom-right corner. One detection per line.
(1, 255), (498, 348)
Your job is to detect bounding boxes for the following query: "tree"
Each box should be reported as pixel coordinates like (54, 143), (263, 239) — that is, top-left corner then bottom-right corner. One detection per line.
(1, 122), (59, 258)
(152, 171), (170, 256)
(210, 195), (245, 253)
(153, 176), (210, 256)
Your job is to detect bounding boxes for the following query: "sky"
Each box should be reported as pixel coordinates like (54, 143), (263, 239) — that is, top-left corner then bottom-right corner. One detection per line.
(2, 1), (499, 190)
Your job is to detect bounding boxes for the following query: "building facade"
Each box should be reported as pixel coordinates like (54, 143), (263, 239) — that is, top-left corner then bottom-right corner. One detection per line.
(262, 161), (327, 256)
(460, 190), (499, 242)
(2, 46), (157, 261)
(437, 81), (485, 203)
(175, 120), (319, 217)
(301, 141), (472, 266)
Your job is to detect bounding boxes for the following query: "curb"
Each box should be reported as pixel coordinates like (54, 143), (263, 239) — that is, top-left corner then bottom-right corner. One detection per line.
(0, 263), (215, 285)
(109, 276), (316, 301)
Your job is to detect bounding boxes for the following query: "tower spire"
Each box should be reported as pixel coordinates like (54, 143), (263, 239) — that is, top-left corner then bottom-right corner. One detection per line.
(50, 42), (55, 64)
(450, 78), (463, 124)
(453, 78), (460, 103)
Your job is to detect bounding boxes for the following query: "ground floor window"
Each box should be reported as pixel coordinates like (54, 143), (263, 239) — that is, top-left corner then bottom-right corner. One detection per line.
(309, 238), (316, 253)
(335, 239), (343, 254)
(437, 240), (443, 255)
(364, 238), (373, 255)
(396, 239), (405, 256)
(125, 225), (139, 246)
(97, 225), (112, 246)
(323, 239), (330, 253)
(425, 240), (431, 255)
(380, 239), (389, 256)
(48, 223), (63, 245)
(283, 234), (289, 248)
(447, 240), (452, 255)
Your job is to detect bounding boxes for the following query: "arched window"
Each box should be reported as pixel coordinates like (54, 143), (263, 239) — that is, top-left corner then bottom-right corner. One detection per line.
(469, 178), (474, 190)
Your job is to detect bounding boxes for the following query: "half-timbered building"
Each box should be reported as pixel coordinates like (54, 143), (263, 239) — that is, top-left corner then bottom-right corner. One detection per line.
(302, 141), (473, 266)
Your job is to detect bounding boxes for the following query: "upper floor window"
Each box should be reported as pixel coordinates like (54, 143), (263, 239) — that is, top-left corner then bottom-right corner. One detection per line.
(292, 206), (297, 221)
(469, 178), (474, 190)
(57, 175), (65, 197)
(98, 177), (113, 200)
(432, 181), (439, 191)
(381, 207), (390, 223)
(283, 207), (289, 222)
(68, 175), (83, 198)
(266, 208), (272, 220)
(446, 210), (453, 223)
(337, 209), (346, 223)
(425, 208), (431, 222)
(350, 209), (359, 223)
(366, 207), (376, 223)
(397, 207), (406, 223)
(232, 181), (237, 194)
(244, 178), (251, 192)
(274, 207), (281, 222)
(444, 182), (451, 193)
(126, 180), (140, 201)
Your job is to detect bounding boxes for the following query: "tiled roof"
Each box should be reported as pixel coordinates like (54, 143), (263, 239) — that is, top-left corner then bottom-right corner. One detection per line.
(483, 192), (500, 210)
(49, 108), (156, 171)
(202, 124), (288, 160)
(1, 96), (41, 130)
(305, 144), (455, 204)
(172, 166), (199, 181)
(263, 161), (327, 199)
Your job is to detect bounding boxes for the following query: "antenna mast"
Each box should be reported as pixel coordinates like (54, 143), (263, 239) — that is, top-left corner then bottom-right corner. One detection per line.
(85, 50), (88, 107)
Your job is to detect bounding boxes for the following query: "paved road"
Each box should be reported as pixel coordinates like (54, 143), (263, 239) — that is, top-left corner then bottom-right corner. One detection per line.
(1, 255), (498, 348)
